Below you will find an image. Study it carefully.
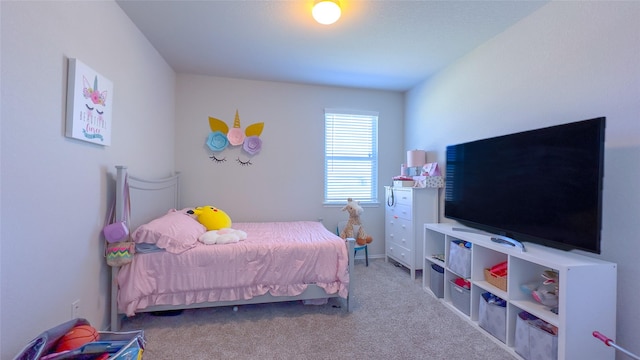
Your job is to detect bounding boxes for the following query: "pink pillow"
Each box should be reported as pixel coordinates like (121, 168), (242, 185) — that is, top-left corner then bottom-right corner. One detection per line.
(131, 209), (205, 254)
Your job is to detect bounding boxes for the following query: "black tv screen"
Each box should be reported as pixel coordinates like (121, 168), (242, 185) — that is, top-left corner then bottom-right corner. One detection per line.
(444, 117), (605, 254)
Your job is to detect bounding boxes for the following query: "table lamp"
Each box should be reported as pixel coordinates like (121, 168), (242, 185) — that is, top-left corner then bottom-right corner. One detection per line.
(407, 150), (426, 176)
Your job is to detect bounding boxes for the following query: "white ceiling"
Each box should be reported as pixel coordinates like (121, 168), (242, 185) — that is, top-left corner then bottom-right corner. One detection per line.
(116, 0), (548, 92)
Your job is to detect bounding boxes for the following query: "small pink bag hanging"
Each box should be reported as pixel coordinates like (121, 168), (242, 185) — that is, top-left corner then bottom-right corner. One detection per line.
(103, 220), (128, 244)
(104, 176), (134, 267)
(103, 180), (130, 243)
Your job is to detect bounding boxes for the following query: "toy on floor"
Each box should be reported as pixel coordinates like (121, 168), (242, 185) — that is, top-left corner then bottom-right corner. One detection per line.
(339, 198), (373, 246)
(187, 205), (232, 230)
(54, 324), (99, 353)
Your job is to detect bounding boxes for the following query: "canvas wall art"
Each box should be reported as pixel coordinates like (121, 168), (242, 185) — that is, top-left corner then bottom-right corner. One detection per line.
(65, 58), (113, 145)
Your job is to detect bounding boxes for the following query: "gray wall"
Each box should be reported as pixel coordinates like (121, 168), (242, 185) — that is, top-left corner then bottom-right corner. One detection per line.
(1, 1), (176, 357)
(405, 1), (640, 358)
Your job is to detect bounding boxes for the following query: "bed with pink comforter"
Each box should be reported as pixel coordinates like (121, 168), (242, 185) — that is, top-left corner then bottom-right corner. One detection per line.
(117, 221), (350, 316)
(110, 166), (354, 331)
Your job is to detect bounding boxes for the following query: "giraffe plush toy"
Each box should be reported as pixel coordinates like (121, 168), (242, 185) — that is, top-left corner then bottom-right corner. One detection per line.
(340, 198), (373, 246)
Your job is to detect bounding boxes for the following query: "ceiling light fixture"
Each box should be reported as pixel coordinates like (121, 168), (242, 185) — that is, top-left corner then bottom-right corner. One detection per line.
(312, 0), (341, 25)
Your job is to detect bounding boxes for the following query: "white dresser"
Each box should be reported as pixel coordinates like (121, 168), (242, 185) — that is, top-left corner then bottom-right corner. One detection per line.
(385, 186), (439, 279)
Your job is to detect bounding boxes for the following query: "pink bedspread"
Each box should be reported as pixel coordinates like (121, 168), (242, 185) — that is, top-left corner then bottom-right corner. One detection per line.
(117, 221), (349, 316)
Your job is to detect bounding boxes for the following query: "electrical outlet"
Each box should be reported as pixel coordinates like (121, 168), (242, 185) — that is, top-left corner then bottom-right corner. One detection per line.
(71, 300), (80, 319)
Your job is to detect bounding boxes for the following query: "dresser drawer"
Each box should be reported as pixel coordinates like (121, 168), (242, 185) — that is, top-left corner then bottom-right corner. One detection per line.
(388, 203), (412, 221)
(386, 241), (414, 268)
(386, 218), (414, 250)
(393, 189), (413, 206)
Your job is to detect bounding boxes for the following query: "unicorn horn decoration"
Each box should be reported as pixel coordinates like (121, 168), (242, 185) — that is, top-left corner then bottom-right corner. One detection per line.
(233, 110), (241, 128)
(227, 109), (246, 146)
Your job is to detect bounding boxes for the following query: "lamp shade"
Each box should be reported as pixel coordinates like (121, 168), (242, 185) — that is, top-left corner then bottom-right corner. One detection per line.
(312, 0), (341, 25)
(407, 150), (426, 168)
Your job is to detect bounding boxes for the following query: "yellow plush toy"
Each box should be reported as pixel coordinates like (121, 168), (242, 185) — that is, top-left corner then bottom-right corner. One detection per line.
(187, 206), (232, 231)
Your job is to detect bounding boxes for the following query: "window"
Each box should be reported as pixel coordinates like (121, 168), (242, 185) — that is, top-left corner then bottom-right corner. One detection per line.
(324, 109), (378, 205)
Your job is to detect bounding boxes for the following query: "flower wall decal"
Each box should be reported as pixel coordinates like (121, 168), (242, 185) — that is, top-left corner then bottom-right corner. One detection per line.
(243, 136), (262, 156)
(206, 131), (229, 152)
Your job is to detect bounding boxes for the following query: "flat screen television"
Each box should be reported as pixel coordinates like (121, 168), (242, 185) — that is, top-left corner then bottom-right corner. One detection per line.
(444, 117), (606, 254)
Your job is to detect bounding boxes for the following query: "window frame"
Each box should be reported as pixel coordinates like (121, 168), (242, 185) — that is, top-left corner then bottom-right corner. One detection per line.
(323, 108), (379, 205)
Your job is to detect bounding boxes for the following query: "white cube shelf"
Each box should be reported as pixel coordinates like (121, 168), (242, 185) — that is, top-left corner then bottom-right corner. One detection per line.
(422, 223), (617, 360)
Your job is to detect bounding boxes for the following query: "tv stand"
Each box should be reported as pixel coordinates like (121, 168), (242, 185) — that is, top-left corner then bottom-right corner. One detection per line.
(452, 227), (489, 235)
(422, 223), (616, 360)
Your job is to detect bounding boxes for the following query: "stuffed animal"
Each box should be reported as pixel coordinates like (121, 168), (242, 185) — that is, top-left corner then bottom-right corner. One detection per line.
(340, 198), (373, 246)
(199, 228), (247, 245)
(187, 206), (232, 231)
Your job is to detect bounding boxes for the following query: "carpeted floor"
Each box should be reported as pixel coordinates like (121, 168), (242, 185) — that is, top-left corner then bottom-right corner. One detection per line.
(121, 258), (517, 359)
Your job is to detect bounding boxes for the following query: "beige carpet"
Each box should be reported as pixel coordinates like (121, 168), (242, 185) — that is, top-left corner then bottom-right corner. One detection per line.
(121, 259), (517, 359)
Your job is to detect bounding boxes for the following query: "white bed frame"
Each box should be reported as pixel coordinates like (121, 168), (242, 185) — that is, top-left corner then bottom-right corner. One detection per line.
(111, 165), (355, 331)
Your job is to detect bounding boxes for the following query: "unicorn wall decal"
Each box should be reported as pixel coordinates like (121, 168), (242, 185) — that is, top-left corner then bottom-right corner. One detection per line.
(206, 110), (264, 166)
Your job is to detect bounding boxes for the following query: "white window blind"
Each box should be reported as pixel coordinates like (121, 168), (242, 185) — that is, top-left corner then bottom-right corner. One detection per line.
(324, 109), (378, 204)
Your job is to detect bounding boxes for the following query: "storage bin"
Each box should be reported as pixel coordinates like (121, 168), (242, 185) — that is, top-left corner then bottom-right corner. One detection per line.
(484, 268), (507, 291)
(430, 264), (444, 298)
(449, 241), (471, 278)
(12, 318), (145, 360)
(393, 180), (414, 187)
(449, 279), (470, 316)
(478, 292), (507, 343)
(514, 311), (558, 360)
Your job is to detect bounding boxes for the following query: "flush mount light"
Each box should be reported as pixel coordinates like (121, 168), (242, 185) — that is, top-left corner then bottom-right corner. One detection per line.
(312, 0), (341, 25)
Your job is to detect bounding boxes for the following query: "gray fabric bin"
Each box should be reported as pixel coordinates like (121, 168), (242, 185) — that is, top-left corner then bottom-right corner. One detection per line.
(430, 264), (444, 298)
(478, 292), (507, 343)
(449, 280), (470, 316)
(449, 241), (471, 278)
(515, 312), (558, 360)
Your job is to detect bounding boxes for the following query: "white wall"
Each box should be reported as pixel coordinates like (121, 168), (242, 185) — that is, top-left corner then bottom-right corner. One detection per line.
(174, 74), (404, 259)
(0, 1), (175, 357)
(405, 1), (640, 358)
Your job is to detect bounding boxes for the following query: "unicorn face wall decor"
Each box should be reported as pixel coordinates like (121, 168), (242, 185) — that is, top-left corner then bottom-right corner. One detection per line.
(206, 110), (264, 166)
(65, 58), (113, 145)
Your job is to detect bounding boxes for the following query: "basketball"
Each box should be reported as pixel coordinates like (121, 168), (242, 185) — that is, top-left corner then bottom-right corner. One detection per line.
(55, 324), (99, 352)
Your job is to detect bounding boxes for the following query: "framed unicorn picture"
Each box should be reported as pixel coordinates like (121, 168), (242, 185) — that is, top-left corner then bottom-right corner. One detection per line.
(65, 58), (113, 146)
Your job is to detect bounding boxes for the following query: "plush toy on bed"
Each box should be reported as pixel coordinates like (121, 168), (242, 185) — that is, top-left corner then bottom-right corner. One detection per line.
(199, 228), (247, 245)
(340, 198), (373, 246)
(187, 206), (232, 231)
(188, 206), (246, 245)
